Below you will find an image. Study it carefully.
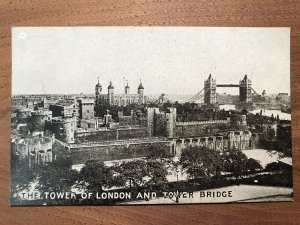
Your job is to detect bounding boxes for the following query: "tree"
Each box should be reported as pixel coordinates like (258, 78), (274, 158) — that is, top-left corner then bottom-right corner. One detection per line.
(146, 144), (173, 165)
(145, 160), (168, 190)
(76, 160), (114, 192)
(246, 158), (263, 173)
(161, 102), (174, 112)
(35, 158), (78, 194)
(144, 144), (173, 189)
(123, 103), (140, 116)
(223, 149), (249, 180)
(179, 146), (223, 182)
(112, 159), (169, 190)
(265, 162), (280, 171)
(10, 151), (36, 204)
(94, 101), (119, 119)
(112, 160), (148, 189)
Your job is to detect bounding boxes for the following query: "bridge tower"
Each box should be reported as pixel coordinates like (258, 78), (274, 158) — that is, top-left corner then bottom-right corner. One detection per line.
(239, 75), (252, 102)
(204, 74), (217, 104)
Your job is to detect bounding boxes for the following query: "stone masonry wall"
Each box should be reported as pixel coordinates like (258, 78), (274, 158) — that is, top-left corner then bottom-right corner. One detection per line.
(175, 122), (228, 138)
(56, 141), (170, 164)
(75, 127), (149, 142)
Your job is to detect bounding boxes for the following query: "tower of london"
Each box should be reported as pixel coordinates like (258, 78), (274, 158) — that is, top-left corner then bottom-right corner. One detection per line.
(95, 78), (145, 106)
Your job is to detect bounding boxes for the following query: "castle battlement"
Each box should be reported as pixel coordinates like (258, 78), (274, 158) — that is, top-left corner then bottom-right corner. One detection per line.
(176, 120), (228, 126)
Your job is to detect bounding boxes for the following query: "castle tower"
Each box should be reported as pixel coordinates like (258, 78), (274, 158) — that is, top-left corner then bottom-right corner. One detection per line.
(95, 77), (102, 103)
(166, 107), (177, 138)
(78, 98), (95, 120)
(63, 117), (75, 144)
(137, 79), (144, 104)
(51, 117), (75, 144)
(239, 75), (252, 102)
(147, 107), (159, 137)
(108, 81), (114, 105)
(125, 81), (130, 95)
(204, 74), (217, 104)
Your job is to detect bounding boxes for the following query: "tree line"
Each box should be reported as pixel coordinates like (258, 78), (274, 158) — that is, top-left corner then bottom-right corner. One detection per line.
(11, 145), (263, 204)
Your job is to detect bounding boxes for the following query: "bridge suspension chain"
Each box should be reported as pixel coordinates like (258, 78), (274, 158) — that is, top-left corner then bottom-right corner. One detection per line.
(189, 88), (211, 103)
(187, 92), (202, 102)
(185, 88), (203, 102)
(251, 87), (260, 96)
(185, 88), (205, 103)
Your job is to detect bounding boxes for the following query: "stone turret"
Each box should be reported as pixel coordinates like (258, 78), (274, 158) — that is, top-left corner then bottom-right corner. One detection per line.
(137, 79), (144, 104)
(108, 81), (114, 105)
(125, 81), (130, 95)
(95, 77), (102, 102)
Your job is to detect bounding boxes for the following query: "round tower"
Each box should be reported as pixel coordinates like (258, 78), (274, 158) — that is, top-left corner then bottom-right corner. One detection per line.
(125, 81), (130, 95)
(137, 79), (144, 104)
(108, 81), (114, 105)
(95, 77), (102, 101)
(63, 117), (75, 144)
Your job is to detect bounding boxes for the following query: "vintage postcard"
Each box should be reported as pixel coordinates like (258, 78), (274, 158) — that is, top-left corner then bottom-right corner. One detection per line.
(11, 27), (292, 206)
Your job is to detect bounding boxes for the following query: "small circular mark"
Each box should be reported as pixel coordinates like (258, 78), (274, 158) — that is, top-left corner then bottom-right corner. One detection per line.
(19, 32), (27, 39)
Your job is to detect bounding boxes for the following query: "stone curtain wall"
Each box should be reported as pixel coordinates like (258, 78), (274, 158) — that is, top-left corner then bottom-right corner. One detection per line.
(75, 127), (149, 143)
(68, 142), (170, 164)
(118, 128), (149, 139)
(175, 121), (228, 138)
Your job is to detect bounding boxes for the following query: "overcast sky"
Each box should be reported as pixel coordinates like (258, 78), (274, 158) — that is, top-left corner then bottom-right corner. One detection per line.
(12, 27), (290, 96)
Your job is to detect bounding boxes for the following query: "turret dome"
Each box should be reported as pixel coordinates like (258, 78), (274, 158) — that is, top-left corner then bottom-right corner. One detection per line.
(108, 81), (114, 89)
(138, 81), (144, 89)
(95, 77), (102, 88)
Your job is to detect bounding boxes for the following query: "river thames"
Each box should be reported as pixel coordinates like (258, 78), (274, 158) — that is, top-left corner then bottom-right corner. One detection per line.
(219, 104), (291, 120)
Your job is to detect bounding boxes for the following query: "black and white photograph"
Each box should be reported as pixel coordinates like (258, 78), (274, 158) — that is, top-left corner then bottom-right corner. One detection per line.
(10, 27), (292, 206)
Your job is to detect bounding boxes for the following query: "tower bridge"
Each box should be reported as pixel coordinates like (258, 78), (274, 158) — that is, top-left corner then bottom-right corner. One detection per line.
(186, 74), (258, 104)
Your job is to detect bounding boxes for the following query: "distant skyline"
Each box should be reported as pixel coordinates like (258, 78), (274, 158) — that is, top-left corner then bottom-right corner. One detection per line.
(12, 27), (290, 96)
